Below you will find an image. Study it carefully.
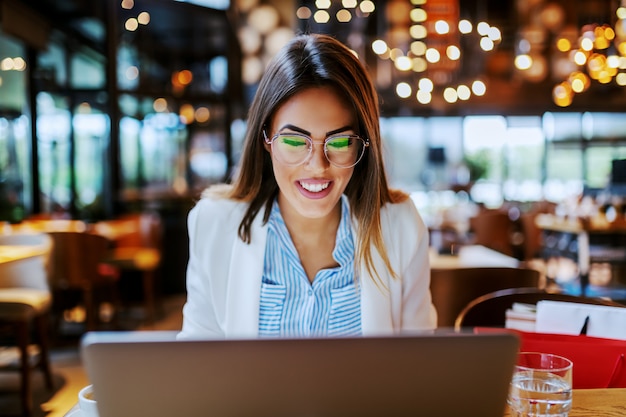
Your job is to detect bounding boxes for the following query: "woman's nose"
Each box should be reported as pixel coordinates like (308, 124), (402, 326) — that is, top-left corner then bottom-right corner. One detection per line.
(304, 142), (330, 169)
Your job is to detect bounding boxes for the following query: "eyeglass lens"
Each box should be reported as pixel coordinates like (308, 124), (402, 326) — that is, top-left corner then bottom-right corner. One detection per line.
(271, 133), (366, 168)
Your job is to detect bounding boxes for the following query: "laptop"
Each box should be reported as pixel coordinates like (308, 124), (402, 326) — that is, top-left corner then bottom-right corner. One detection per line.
(80, 331), (519, 417)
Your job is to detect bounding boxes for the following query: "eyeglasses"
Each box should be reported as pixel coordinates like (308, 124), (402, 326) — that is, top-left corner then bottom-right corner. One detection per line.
(263, 130), (369, 168)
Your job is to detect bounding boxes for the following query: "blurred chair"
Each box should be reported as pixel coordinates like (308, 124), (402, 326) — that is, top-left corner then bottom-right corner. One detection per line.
(455, 287), (626, 331)
(519, 212), (544, 261)
(0, 233), (54, 416)
(101, 211), (163, 323)
(47, 231), (118, 331)
(469, 209), (515, 256)
(430, 267), (540, 328)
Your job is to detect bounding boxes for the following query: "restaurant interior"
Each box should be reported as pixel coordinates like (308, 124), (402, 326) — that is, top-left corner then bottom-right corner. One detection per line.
(2, 0), (626, 415)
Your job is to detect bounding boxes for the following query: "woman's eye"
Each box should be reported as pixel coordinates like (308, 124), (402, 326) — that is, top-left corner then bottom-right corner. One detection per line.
(327, 137), (351, 149)
(279, 136), (308, 147)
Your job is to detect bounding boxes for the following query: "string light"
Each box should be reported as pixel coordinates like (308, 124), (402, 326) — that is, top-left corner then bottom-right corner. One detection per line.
(293, 0), (499, 106)
(372, 0), (501, 105)
(514, 2), (626, 107)
(297, 0), (374, 24)
(549, 16), (625, 107)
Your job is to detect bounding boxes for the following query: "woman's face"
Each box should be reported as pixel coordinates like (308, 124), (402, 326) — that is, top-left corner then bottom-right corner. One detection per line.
(267, 86), (357, 222)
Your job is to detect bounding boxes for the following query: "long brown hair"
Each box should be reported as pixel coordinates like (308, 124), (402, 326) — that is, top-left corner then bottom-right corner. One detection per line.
(208, 33), (408, 283)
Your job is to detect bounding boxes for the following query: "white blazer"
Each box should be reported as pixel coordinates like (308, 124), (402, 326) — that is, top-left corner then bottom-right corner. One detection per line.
(178, 196), (437, 339)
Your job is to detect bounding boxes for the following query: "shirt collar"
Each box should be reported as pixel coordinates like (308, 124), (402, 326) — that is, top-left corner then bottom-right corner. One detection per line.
(268, 195), (354, 267)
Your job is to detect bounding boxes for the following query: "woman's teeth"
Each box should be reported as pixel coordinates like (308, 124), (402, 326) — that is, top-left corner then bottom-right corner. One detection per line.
(300, 181), (329, 192)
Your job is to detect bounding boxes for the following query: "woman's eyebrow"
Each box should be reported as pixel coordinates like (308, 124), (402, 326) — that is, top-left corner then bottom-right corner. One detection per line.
(278, 124), (310, 135)
(326, 125), (354, 136)
(278, 124), (354, 137)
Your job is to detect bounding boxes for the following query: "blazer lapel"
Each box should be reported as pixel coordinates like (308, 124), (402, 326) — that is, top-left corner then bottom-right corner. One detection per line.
(224, 215), (267, 338)
(351, 208), (395, 336)
(360, 258), (395, 336)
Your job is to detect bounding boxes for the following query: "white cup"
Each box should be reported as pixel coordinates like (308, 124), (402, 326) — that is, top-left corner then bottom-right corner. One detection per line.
(78, 384), (100, 417)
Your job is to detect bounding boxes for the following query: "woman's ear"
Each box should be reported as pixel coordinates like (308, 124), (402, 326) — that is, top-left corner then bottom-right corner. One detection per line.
(262, 138), (271, 153)
(261, 127), (272, 152)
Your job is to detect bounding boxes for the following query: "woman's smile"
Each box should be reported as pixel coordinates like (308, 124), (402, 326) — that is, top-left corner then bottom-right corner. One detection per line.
(296, 179), (334, 199)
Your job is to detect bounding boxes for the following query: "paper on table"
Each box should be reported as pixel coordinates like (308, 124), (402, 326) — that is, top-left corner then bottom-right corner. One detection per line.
(505, 303), (537, 332)
(536, 300), (626, 341)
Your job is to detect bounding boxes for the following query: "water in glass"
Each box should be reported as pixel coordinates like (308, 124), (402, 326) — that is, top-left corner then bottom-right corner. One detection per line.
(508, 370), (572, 416)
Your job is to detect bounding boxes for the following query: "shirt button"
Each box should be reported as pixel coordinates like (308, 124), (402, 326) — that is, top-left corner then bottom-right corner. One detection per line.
(308, 289), (313, 296)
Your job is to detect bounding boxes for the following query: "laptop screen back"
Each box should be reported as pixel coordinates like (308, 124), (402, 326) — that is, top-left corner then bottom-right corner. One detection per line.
(80, 331), (519, 417)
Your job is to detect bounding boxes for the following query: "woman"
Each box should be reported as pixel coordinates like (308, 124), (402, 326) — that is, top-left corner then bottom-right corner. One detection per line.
(178, 33), (436, 339)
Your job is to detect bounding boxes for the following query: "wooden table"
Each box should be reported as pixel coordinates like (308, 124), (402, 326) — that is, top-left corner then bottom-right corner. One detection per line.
(430, 244), (520, 269)
(503, 388), (626, 416)
(64, 388), (626, 417)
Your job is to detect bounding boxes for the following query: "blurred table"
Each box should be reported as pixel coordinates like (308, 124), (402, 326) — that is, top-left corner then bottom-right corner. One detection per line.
(7, 219), (89, 234)
(430, 245), (520, 270)
(503, 388), (626, 416)
(536, 213), (626, 234)
(6, 218), (139, 241)
(0, 245), (46, 264)
(92, 219), (143, 242)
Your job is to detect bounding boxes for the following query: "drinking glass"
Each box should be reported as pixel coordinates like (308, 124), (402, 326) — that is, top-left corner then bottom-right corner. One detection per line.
(508, 352), (573, 417)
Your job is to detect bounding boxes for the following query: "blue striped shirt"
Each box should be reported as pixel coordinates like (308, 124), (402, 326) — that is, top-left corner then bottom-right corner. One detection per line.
(259, 195), (362, 338)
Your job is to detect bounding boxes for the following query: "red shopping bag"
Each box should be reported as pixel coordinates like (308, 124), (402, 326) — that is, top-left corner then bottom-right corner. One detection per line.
(474, 327), (626, 389)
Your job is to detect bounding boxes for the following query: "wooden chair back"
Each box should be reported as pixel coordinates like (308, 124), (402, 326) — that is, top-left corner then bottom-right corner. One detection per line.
(519, 212), (543, 260)
(430, 266), (540, 328)
(48, 231), (110, 289)
(47, 231), (116, 330)
(455, 287), (626, 330)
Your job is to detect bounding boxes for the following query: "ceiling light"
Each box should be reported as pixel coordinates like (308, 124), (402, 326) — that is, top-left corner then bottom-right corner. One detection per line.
(416, 90), (431, 104)
(396, 82), (412, 98)
(336, 9), (352, 23)
(372, 39), (388, 55)
(471, 80), (486, 96)
(459, 20), (472, 34)
(316, 0), (331, 9)
(313, 10), (330, 24)
(248, 4), (279, 35)
(125, 18), (139, 31)
(137, 12), (150, 25)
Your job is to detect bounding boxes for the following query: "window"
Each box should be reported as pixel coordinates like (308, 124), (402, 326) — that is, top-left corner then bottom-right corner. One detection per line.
(0, 33), (29, 221)
(502, 116), (544, 202)
(139, 112), (187, 193)
(37, 92), (72, 213)
(463, 116), (506, 207)
(73, 109), (109, 219)
(71, 48), (105, 89)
